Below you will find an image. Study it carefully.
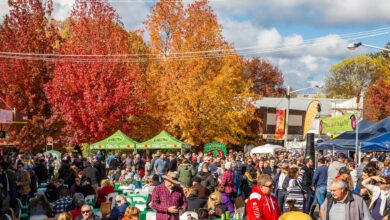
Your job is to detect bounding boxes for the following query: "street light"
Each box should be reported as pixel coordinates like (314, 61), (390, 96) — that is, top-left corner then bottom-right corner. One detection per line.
(347, 42), (390, 52)
(284, 85), (323, 148)
(347, 42), (388, 164)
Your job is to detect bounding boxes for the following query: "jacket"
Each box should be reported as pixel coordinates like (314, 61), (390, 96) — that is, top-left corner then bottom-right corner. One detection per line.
(312, 165), (328, 188)
(246, 185), (281, 220)
(196, 171), (217, 192)
(178, 164), (195, 187)
(191, 183), (209, 199)
(362, 180), (390, 216)
(16, 170), (31, 195)
(327, 161), (346, 191)
(220, 170), (236, 194)
(321, 191), (372, 220)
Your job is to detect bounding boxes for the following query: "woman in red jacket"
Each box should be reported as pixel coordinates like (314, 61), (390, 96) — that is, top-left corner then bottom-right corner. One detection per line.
(96, 179), (114, 207)
(246, 174), (281, 220)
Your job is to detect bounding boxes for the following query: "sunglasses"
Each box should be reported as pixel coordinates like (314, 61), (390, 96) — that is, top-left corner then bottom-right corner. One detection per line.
(264, 184), (274, 188)
(81, 210), (91, 214)
(210, 197), (216, 200)
(116, 200), (122, 203)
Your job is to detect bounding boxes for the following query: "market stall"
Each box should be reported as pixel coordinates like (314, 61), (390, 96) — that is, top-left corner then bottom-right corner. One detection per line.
(90, 130), (138, 150)
(204, 141), (227, 158)
(136, 131), (190, 152)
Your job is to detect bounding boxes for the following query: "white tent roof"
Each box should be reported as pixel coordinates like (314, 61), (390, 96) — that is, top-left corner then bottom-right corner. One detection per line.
(250, 144), (286, 155)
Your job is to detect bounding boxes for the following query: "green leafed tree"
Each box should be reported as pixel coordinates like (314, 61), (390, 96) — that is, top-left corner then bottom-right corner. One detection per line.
(325, 55), (384, 99)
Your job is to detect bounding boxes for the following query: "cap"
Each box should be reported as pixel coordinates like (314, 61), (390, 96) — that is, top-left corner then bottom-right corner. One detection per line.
(338, 167), (350, 175)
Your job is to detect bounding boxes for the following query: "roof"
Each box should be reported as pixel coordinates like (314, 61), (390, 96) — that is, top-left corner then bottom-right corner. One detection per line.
(252, 97), (350, 116)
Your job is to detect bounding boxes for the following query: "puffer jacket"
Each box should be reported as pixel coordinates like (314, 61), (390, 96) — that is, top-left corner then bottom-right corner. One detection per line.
(196, 171), (217, 192)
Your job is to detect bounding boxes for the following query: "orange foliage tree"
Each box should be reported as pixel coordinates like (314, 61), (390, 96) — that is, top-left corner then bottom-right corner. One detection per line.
(144, 0), (256, 147)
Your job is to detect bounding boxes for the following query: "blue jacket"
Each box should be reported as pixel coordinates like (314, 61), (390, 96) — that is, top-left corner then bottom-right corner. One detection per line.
(110, 202), (129, 219)
(312, 165), (328, 188)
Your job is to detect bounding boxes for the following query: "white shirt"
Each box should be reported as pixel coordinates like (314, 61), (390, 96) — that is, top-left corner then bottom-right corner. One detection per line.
(278, 172), (287, 190)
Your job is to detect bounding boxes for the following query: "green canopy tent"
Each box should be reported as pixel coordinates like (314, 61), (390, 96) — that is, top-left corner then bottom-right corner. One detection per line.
(136, 131), (190, 152)
(90, 130), (138, 150)
(204, 141), (227, 158)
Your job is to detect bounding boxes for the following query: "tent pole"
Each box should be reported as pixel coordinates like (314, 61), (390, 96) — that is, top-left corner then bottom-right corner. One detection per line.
(355, 115), (359, 165)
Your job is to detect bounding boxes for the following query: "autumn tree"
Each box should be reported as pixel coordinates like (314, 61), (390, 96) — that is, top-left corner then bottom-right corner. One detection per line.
(144, 0), (255, 146)
(325, 55), (383, 99)
(0, 0), (61, 150)
(45, 0), (146, 144)
(243, 58), (286, 97)
(364, 78), (390, 121)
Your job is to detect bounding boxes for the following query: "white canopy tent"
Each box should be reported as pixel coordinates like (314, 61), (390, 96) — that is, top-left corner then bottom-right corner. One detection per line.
(250, 144), (286, 155)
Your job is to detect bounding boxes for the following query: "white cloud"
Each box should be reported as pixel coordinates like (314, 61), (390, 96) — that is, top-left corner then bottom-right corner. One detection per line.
(52, 0), (74, 20)
(211, 0), (390, 26)
(256, 28), (282, 49)
(299, 56), (319, 71)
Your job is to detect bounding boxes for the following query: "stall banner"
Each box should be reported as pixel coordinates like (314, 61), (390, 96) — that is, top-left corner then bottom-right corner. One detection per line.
(320, 114), (356, 135)
(275, 109), (286, 139)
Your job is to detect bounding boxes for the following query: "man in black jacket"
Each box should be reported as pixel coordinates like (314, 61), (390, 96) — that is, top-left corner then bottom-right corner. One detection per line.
(34, 159), (49, 184)
(82, 162), (100, 189)
(300, 157), (314, 214)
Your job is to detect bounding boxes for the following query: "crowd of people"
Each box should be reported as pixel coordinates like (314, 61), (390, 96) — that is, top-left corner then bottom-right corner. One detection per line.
(0, 149), (389, 220)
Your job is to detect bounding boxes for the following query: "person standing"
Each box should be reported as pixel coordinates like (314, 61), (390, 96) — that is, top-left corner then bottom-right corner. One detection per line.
(220, 162), (236, 215)
(246, 174), (281, 220)
(82, 162), (100, 189)
(274, 162), (289, 211)
(0, 164), (11, 213)
(361, 176), (390, 220)
(312, 158), (328, 207)
(15, 163), (31, 205)
(177, 159), (195, 187)
(263, 158), (278, 178)
(300, 158), (314, 214)
(151, 171), (187, 220)
(154, 153), (168, 179)
(327, 153), (346, 192)
(320, 179), (372, 220)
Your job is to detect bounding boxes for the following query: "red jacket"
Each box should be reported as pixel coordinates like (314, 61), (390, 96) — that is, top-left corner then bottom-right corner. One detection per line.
(246, 185), (281, 220)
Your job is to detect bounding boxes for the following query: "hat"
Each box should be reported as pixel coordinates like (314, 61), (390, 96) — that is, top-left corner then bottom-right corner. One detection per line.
(339, 167), (350, 175)
(371, 158), (379, 162)
(162, 171), (181, 185)
(224, 162), (232, 170)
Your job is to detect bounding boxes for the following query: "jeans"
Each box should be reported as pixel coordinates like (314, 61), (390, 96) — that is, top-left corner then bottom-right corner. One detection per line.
(276, 189), (286, 212)
(315, 186), (327, 206)
(304, 188), (314, 213)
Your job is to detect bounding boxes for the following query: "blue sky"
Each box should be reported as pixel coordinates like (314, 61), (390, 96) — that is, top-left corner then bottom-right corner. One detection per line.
(1, 0), (389, 91)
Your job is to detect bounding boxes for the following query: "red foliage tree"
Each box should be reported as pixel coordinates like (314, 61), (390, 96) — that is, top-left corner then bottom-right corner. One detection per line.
(45, 0), (145, 144)
(364, 79), (390, 121)
(243, 58), (286, 97)
(0, 0), (61, 151)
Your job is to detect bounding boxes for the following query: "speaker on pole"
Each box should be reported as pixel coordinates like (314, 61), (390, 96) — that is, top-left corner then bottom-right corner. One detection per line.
(305, 133), (315, 161)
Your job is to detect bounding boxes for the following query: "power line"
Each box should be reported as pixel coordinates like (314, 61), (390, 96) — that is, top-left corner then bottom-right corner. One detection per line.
(1, 27), (388, 58)
(0, 27), (388, 62)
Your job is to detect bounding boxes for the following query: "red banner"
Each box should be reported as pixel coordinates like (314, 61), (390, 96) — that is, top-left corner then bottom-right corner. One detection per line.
(275, 109), (286, 139)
